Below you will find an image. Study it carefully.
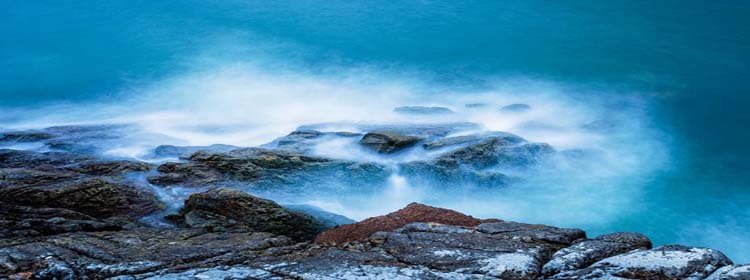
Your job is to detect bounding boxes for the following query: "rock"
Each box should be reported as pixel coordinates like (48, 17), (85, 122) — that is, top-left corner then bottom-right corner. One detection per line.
(0, 131), (55, 142)
(541, 232), (652, 276)
(465, 103), (489, 108)
(706, 264), (750, 280)
(263, 129), (361, 154)
(359, 131), (423, 153)
(314, 202), (493, 244)
(394, 106), (454, 115)
(401, 135), (552, 187)
(281, 220), (584, 280)
(501, 103), (531, 112)
(427, 136), (551, 170)
(0, 228), (295, 279)
(551, 245), (733, 279)
(0, 149), (150, 176)
(150, 144), (240, 159)
(0, 178), (163, 219)
(148, 148), (390, 189)
(422, 131), (522, 150)
(283, 204), (356, 228)
(299, 122), (481, 139)
(176, 188), (327, 241)
(0, 204), (121, 238)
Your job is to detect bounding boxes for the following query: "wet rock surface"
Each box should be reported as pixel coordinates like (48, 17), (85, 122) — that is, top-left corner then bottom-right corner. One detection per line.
(359, 131), (423, 154)
(1, 124), (747, 279)
(173, 187), (327, 241)
(147, 147), (391, 190)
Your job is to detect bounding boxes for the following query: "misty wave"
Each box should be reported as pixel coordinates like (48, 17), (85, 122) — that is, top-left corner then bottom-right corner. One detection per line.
(0, 63), (668, 230)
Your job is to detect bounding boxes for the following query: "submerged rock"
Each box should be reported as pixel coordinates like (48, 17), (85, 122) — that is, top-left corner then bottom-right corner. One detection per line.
(149, 144), (240, 159)
(314, 202), (494, 245)
(401, 134), (553, 187)
(393, 106), (454, 115)
(175, 188), (327, 241)
(501, 103), (532, 112)
(465, 103), (489, 108)
(263, 129), (361, 154)
(148, 147), (390, 190)
(359, 131), (423, 154)
(283, 204), (356, 228)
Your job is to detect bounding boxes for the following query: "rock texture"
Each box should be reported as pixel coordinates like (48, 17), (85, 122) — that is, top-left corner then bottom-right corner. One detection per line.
(1, 124), (747, 280)
(173, 187), (326, 241)
(147, 147), (390, 190)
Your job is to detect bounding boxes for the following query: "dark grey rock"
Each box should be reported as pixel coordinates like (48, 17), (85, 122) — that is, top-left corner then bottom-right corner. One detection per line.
(175, 188), (328, 241)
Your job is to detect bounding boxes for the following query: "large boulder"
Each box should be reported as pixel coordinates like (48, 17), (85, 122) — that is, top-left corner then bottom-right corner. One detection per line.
(359, 131), (422, 154)
(314, 202), (494, 244)
(175, 188), (327, 241)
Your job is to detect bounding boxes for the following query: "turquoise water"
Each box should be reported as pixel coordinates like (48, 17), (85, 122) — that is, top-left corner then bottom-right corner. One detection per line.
(2, 1), (749, 260)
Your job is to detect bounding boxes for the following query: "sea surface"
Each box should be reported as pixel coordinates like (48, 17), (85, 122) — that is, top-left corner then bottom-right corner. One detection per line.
(2, 1), (749, 261)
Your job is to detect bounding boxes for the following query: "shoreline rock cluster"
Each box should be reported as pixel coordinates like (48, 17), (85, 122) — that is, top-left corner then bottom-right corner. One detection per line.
(1, 123), (748, 279)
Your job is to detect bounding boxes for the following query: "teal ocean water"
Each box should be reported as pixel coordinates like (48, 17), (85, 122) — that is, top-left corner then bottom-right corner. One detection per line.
(2, 1), (749, 260)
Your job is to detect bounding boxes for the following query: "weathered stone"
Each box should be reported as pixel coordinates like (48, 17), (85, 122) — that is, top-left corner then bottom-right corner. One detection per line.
(550, 245), (733, 280)
(706, 264), (750, 280)
(541, 232), (652, 276)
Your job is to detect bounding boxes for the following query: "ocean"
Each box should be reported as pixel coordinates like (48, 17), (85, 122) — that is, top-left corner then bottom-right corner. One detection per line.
(2, 1), (749, 261)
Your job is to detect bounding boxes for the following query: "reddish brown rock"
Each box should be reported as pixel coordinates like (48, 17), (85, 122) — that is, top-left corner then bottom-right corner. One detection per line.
(314, 202), (498, 244)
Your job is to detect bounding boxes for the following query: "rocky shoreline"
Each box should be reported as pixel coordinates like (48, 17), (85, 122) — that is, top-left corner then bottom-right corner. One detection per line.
(1, 123), (748, 279)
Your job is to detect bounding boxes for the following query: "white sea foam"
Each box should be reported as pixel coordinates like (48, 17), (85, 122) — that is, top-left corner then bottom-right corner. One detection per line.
(0, 62), (668, 230)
